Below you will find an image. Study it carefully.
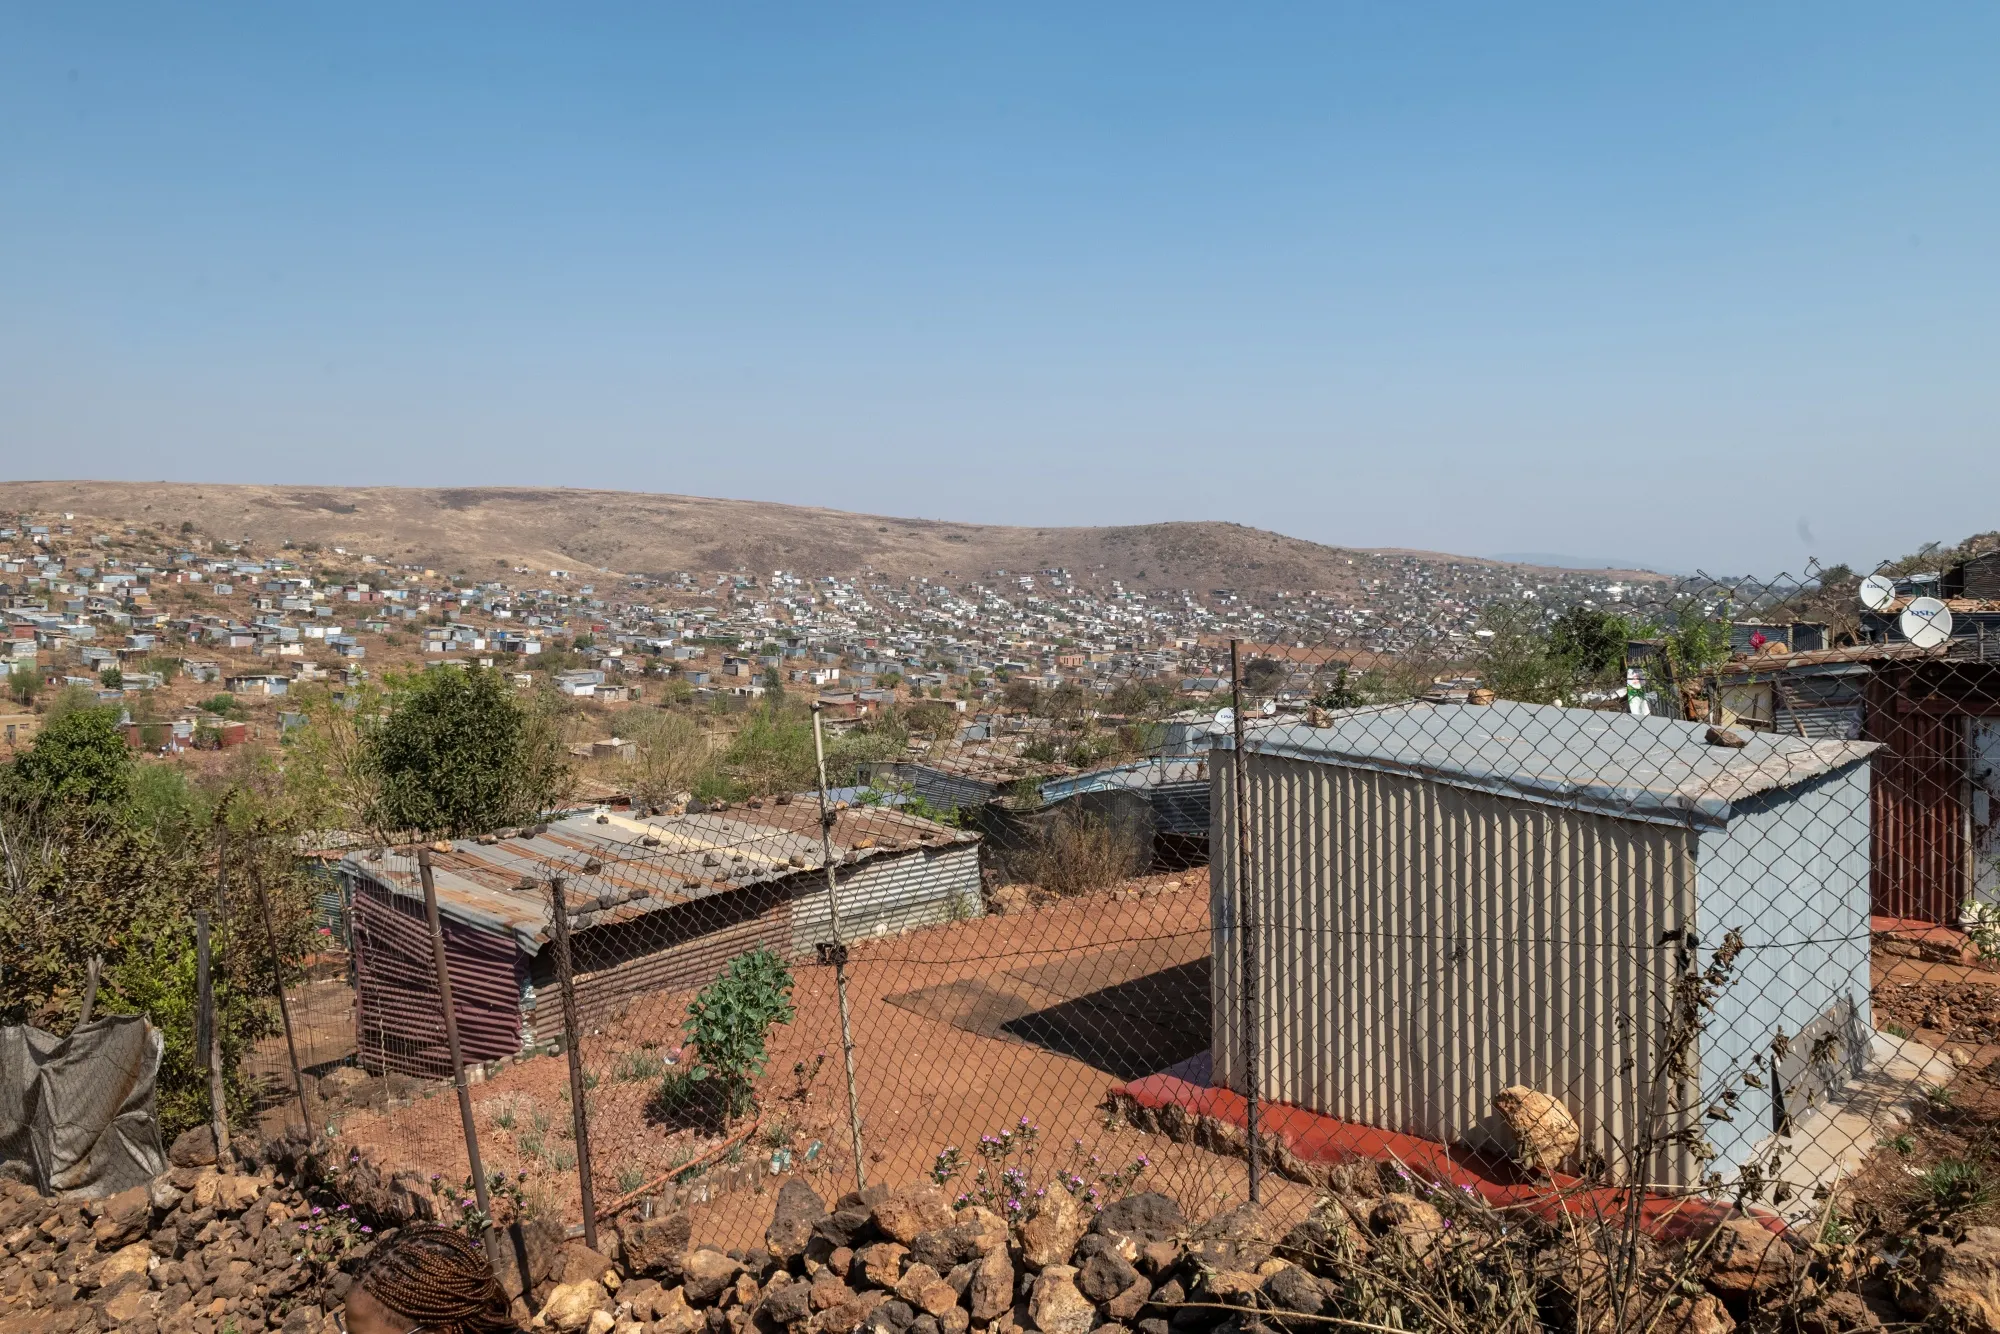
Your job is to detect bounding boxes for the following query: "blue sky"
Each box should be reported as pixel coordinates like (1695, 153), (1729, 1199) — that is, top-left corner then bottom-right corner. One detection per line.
(3, 6), (1995, 575)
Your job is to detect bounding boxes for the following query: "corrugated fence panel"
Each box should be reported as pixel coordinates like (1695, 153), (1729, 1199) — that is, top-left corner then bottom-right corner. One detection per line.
(1866, 676), (1966, 923)
(350, 875), (527, 1078)
(789, 845), (984, 955)
(1215, 753), (1699, 1185)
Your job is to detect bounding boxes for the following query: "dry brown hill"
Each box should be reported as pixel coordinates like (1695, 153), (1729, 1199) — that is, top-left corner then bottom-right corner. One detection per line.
(0, 481), (1658, 596)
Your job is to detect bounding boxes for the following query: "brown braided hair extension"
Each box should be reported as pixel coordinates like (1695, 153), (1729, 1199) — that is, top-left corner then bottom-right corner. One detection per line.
(357, 1224), (518, 1333)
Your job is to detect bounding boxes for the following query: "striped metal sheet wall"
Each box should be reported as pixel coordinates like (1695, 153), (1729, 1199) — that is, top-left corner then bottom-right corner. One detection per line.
(1214, 751), (1701, 1186)
(1866, 676), (1967, 923)
(539, 883), (795, 1043)
(789, 845), (984, 955)
(350, 875), (528, 1077)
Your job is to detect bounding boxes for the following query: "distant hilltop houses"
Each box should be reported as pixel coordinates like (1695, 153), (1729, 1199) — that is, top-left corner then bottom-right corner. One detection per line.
(0, 506), (1690, 764)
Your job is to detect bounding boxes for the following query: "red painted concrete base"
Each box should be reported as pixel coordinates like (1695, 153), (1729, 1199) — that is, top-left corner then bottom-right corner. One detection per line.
(1114, 1057), (1770, 1242)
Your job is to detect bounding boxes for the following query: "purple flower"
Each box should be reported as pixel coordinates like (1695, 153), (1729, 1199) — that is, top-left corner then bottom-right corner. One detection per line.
(360, 1225), (373, 1235)
(311, 1206), (323, 1217)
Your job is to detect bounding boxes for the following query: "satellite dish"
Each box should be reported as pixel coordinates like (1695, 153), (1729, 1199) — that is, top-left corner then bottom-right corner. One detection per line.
(1260, 699), (1277, 716)
(1213, 708), (1236, 729)
(1859, 574), (1897, 612)
(1900, 596), (1954, 649)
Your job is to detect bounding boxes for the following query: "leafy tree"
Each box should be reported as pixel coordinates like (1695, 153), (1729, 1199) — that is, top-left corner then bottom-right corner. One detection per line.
(99, 666), (123, 690)
(1310, 666), (1366, 711)
(1475, 601), (1566, 704)
(364, 667), (571, 837)
(1547, 608), (1631, 687)
(5, 704), (130, 810)
(761, 666), (784, 693)
(624, 709), (714, 808)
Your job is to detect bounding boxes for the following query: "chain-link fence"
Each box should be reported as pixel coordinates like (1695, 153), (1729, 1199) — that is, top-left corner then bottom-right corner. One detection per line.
(256, 562), (2000, 1319)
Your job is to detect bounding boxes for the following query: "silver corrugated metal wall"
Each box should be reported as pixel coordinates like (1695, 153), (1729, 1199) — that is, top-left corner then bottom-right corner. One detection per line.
(1213, 752), (1703, 1185)
(790, 845), (984, 955)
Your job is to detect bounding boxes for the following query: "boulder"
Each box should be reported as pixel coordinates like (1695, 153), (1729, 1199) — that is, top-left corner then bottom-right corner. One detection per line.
(855, 1241), (909, 1290)
(821, 1288), (891, 1334)
(1260, 1267), (1323, 1317)
(559, 1242), (620, 1287)
(1103, 1278), (1152, 1323)
(618, 1211), (693, 1282)
(1912, 1226), (2000, 1330)
(681, 1249), (745, 1306)
(1367, 1199), (1443, 1261)
(769, 1182), (829, 1261)
(761, 1275), (816, 1325)
(1077, 1253), (1141, 1304)
(875, 1188), (956, 1245)
(1186, 1205), (1274, 1272)
(1703, 1219), (1796, 1305)
(813, 1274), (859, 1311)
(1797, 1290), (1878, 1333)
(1028, 1265), (1098, 1334)
(1091, 1194), (1184, 1247)
(895, 1263), (961, 1318)
(621, 1279), (666, 1320)
(653, 1285), (706, 1334)
(1276, 1199), (1368, 1268)
(862, 1298), (917, 1334)
(540, 1279), (612, 1333)
(90, 1184), (152, 1247)
(1018, 1190), (1085, 1269)
(817, 1207), (880, 1250)
(98, 1242), (153, 1287)
(167, 1126), (218, 1169)
(969, 1247), (1015, 1321)
(939, 1306), (971, 1334)
(1491, 1086), (1580, 1174)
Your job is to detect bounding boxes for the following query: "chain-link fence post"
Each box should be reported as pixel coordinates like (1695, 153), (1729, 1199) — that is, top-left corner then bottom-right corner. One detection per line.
(547, 874), (600, 1249)
(812, 702), (868, 1193)
(1229, 638), (1261, 1204)
(250, 854), (314, 1137)
(195, 908), (234, 1171)
(419, 845), (491, 1223)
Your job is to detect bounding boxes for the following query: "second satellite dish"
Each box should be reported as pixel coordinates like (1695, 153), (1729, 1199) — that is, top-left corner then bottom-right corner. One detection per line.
(1900, 596), (1954, 649)
(1859, 574), (1897, 612)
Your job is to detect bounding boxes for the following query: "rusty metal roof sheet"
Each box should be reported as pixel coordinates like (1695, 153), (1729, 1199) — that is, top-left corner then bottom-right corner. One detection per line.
(338, 801), (977, 952)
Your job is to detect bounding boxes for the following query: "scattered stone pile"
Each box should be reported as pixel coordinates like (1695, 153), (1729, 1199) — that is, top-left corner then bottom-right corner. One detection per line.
(0, 1127), (339, 1334)
(0, 1126), (1913, 1334)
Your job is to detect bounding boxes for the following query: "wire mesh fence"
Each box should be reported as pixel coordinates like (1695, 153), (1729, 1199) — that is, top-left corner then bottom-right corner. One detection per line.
(241, 562), (2000, 1325)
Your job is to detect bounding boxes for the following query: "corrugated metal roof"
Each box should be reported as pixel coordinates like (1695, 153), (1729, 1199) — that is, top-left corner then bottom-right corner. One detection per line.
(1221, 700), (1877, 828)
(338, 802), (977, 953)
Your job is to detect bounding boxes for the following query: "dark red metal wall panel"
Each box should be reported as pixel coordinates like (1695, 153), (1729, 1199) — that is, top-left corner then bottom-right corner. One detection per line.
(1866, 674), (1966, 924)
(350, 875), (525, 1077)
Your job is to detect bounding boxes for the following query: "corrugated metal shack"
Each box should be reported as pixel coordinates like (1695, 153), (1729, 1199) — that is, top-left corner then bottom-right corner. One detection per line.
(1212, 700), (1877, 1187)
(339, 804), (981, 1077)
(1720, 642), (2000, 923)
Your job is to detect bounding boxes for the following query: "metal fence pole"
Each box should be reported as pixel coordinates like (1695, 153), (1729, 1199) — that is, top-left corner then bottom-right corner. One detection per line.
(250, 856), (315, 1138)
(419, 846), (491, 1223)
(1229, 639), (1261, 1205)
(546, 875), (600, 1250)
(811, 703), (868, 1193)
(196, 910), (234, 1170)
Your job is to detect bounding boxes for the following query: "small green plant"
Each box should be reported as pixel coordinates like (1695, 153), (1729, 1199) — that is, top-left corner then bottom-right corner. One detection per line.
(1881, 1133), (1917, 1156)
(1917, 1159), (1993, 1217)
(491, 1102), (517, 1130)
(290, 1200), (372, 1304)
(427, 1170), (531, 1234)
(1925, 1085), (1958, 1114)
(617, 1165), (648, 1193)
(1882, 1021), (1911, 1039)
(613, 1050), (666, 1083)
(678, 948), (796, 1119)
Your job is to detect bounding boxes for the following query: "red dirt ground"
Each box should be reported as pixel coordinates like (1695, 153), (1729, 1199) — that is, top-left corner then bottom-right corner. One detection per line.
(332, 870), (1319, 1246)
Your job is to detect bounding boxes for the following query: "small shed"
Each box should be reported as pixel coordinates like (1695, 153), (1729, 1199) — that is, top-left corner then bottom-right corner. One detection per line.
(1212, 700), (1877, 1187)
(339, 804), (980, 1077)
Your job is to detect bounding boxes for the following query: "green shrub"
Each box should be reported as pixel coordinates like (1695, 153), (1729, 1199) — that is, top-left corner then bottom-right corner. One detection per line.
(679, 949), (795, 1118)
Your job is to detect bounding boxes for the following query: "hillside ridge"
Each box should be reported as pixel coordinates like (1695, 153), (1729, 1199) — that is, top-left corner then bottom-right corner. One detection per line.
(0, 481), (1663, 595)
